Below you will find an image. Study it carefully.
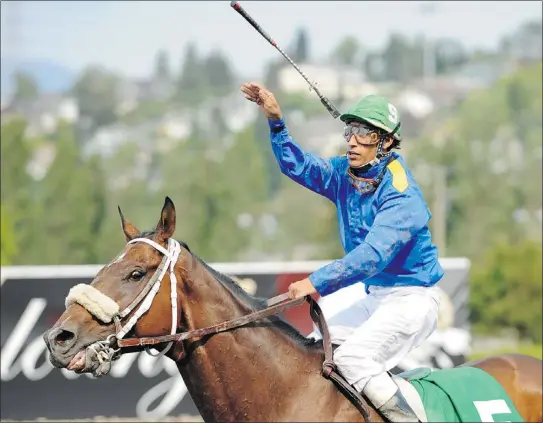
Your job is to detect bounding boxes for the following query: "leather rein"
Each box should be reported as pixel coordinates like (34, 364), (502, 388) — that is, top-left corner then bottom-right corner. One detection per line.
(116, 292), (307, 348)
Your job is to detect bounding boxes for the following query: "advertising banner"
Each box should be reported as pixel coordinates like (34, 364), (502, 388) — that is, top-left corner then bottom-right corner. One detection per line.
(1, 259), (470, 420)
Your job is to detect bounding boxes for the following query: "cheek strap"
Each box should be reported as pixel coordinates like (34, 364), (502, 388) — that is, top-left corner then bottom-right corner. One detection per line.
(65, 284), (120, 324)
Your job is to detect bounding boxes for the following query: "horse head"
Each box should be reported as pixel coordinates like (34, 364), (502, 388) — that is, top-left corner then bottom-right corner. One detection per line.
(43, 196), (188, 377)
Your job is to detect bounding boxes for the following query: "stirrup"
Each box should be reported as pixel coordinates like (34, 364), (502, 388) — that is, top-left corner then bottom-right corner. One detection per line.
(379, 389), (421, 422)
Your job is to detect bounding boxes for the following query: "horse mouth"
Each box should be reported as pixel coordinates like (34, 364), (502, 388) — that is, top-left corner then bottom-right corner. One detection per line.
(67, 349), (88, 372)
(53, 345), (99, 374)
(53, 343), (112, 376)
(78, 338), (122, 377)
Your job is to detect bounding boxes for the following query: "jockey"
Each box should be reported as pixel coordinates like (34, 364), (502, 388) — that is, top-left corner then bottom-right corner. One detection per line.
(240, 82), (443, 422)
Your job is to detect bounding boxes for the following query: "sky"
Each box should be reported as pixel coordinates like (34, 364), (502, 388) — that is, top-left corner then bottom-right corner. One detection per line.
(1, 1), (542, 80)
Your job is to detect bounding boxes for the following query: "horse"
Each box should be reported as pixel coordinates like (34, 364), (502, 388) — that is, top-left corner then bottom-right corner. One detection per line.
(43, 197), (542, 422)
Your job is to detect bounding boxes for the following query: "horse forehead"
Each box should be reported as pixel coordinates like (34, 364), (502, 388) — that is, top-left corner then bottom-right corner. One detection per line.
(107, 242), (161, 265)
(94, 242), (166, 286)
(92, 262), (127, 289)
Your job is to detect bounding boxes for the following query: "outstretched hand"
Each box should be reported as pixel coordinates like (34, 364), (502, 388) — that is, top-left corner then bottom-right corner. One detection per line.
(240, 82), (283, 121)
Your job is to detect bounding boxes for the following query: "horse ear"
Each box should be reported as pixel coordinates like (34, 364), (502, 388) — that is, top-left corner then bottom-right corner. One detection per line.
(118, 206), (140, 242)
(155, 196), (176, 241)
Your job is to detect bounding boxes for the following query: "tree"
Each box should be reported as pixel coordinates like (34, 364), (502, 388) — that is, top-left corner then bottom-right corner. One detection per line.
(154, 132), (217, 258)
(207, 125), (271, 260)
(86, 154), (108, 263)
(292, 28), (310, 63)
(27, 123), (108, 264)
(153, 49), (172, 80)
(0, 118), (33, 207)
(434, 38), (467, 75)
(91, 140), (160, 261)
(0, 118), (37, 264)
(176, 43), (207, 105)
(0, 204), (18, 265)
(203, 50), (234, 98)
(469, 240), (542, 342)
(408, 62), (542, 260)
(13, 71), (39, 101)
(264, 60), (283, 93)
(381, 34), (423, 82)
(267, 176), (343, 261)
(71, 66), (119, 130)
(331, 36), (361, 67)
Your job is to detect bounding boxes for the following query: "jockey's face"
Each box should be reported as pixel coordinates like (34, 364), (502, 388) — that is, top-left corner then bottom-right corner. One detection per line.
(345, 121), (380, 168)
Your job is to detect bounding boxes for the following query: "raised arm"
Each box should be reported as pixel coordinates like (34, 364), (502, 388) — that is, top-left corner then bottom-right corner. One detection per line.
(241, 82), (340, 201)
(268, 118), (340, 201)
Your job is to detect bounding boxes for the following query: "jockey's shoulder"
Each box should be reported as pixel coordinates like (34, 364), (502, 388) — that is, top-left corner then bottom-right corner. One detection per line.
(379, 153), (424, 199)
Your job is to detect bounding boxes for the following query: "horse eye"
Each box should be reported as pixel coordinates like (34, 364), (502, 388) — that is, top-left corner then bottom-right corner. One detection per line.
(129, 269), (146, 281)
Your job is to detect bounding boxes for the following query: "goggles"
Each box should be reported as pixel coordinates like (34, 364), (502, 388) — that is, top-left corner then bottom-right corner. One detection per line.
(343, 124), (375, 142)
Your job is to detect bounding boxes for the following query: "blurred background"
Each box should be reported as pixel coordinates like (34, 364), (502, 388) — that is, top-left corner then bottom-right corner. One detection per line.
(1, 1), (541, 421)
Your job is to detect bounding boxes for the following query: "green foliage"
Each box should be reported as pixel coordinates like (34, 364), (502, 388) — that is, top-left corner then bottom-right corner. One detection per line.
(176, 45), (235, 106)
(203, 51), (235, 98)
(381, 34), (424, 83)
(409, 62), (542, 259)
(0, 204), (18, 265)
(276, 92), (326, 119)
(121, 100), (171, 125)
(434, 38), (468, 75)
(153, 49), (171, 80)
(264, 60), (283, 92)
(1, 118), (33, 206)
(403, 62), (542, 341)
(72, 66), (120, 129)
(292, 28), (310, 63)
(331, 36), (361, 66)
(0, 118), (39, 255)
(176, 43), (208, 105)
(469, 342), (542, 361)
(469, 240), (542, 342)
(26, 123), (107, 264)
(13, 72), (39, 101)
(267, 179), (343, 260)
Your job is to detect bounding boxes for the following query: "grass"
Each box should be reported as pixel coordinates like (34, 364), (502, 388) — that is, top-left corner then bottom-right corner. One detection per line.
(469, 342), (542, 361)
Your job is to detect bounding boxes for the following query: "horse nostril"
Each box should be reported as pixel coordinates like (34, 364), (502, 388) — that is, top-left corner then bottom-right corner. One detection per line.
(54, 329), (76, 347)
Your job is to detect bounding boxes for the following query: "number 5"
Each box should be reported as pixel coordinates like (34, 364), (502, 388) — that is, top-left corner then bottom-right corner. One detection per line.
(388, 103), (398, 124)
(473, 400), (512, 422)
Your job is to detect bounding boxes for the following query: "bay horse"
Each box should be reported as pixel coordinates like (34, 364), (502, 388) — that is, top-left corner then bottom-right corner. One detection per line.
(43, 197), (542, 422)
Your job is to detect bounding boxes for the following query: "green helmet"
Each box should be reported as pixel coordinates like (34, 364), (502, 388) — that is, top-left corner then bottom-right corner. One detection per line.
(340, 94), (402, 141)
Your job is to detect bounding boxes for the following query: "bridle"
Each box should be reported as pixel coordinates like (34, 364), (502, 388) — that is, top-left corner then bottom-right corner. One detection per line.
(113, 237), (181, 356)
(66, 236), (371, 421)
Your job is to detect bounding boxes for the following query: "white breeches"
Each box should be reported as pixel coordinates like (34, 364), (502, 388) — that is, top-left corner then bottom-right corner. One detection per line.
(309, 284), (441, 407)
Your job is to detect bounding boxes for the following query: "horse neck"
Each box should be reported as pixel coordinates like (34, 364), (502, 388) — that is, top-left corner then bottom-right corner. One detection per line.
(171, 255), (345, 422)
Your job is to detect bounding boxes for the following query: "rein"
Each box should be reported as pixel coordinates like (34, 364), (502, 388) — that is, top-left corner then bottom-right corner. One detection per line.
(116, 293), (305, 348)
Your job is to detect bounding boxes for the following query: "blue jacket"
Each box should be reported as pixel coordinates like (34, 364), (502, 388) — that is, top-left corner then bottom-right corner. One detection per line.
(268, 118), (444, 297)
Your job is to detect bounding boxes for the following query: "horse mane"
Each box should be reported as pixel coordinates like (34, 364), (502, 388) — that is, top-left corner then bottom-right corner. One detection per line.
(140, 230), (321, 350)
